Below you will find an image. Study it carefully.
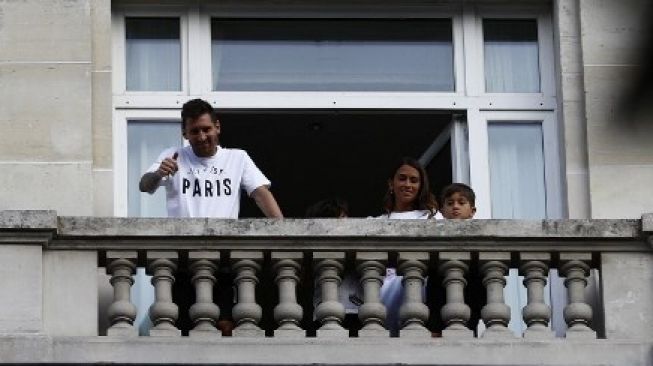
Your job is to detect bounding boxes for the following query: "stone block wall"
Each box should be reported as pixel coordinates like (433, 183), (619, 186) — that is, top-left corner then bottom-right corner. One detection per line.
(0, 0), (652, 219)
(0, 0), (112, 216)
(578, 0), (653, 218)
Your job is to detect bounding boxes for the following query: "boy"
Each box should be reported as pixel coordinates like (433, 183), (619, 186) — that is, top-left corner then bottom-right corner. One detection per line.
(440, 183), (476, 219)
(429, 183), (479, 336)
(305, 197), (349, 218)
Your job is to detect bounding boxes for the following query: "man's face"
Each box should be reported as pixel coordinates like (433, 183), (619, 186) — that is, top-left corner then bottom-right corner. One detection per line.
(183, 113), (220, 157)
(441, 192), (476, 219)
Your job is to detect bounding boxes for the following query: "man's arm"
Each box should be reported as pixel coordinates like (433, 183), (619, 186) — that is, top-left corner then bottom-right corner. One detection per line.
(139, 172), (163, 193)
(251, 186), (283, 218)
(139, 152), (179, 193)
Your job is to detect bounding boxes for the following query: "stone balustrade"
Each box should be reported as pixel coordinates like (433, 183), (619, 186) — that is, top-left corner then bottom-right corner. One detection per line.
(0, 211), (652, 365)
(100, 249), (600, 339)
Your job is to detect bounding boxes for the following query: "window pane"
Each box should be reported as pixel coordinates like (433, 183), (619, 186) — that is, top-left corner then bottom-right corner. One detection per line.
(488, 123), (546, 218)
(211, 19), (454, 91)
(127, 121), (181, 217)
(126, 18), (181, 91)
(484, 19), (540, 93)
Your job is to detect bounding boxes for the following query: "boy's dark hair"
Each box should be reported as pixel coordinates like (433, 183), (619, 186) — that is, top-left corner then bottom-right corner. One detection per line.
(440, 183), (476, 206)
(181, 99), (219, 129)
(305, 198), (349, 218)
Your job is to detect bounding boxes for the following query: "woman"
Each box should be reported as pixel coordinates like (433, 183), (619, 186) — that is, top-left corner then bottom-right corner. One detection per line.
(380, 157), (438, 219)
(378, 157), (438, 335)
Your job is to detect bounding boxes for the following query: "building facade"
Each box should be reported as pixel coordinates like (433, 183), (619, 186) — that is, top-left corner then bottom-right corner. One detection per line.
(1, 0), (652, 219)
(0, 0), (652, 365)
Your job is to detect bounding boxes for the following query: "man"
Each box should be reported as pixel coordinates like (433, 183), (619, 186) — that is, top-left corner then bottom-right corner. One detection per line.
(139, 98), (283, 218)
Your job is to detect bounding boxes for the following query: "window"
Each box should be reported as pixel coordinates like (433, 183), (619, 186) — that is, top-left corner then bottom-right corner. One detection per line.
(211, 18), (454, 91)
(112, 2), (561, 219)
(488, 123), (546, 218)
(127, 121), (181, 217)
(125, 17), (181, 91)
(483, 19), (540, 93)
(468, 110), (562, 220)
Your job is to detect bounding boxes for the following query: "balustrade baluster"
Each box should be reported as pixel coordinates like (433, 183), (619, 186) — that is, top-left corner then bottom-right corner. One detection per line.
(106, 251), (138, 337)
(188, 251), (221, 338)
(560, 253), (597, 339)
(146, 252), (181, 337)
(314, 252), (347, 337)
(398, 252), (430, 337)
(439, 252), (473, 338)
(147, 251), (180, 336)
(272, 252), (305, 337)
(479, 252), (513, 338)
(519, 253), (554, 339)
(356, 252), (389, 337)
(231, 251), (264, 337)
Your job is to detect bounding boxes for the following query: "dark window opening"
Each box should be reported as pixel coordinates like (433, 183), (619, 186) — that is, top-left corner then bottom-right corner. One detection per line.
(219, 110), (455, 218)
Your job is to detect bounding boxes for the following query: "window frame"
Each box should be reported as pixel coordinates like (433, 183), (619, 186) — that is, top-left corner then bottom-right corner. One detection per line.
(113, 109), (182, 217)
(111, 1), (565, 219)
(202, 4), (464, 97)
(112, 7), (190, 96)
(466, 3), (556, 98)
(467, 110), (563, 219)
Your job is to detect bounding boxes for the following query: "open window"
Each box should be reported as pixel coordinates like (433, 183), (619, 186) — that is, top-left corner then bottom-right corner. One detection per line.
(120, 110), (463, 218)
(112, 2), (561, 220)
(219, 110), (458, 217)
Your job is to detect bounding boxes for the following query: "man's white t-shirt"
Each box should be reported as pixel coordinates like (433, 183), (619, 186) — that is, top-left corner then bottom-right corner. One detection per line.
(146, 145), (270, 218)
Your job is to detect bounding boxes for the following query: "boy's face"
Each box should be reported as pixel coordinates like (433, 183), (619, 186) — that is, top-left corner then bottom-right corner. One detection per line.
(441, 192), (476, 219)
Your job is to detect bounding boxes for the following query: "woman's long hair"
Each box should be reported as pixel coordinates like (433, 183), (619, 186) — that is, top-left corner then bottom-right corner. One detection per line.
(382, 157), (438, 216)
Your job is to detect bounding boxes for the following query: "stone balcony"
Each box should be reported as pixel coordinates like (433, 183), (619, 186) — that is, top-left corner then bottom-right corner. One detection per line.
(0, 210), (652, 365)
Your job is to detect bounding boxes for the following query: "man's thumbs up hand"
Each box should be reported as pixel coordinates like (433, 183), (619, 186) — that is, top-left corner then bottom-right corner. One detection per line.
(157, 151), (179, 177)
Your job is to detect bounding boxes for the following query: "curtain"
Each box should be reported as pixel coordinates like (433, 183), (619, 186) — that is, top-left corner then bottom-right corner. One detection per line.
(126, 18), (181, 91)
(484, 19), (540, 93)
(127, 121), (181, 218)
(488, 123), (546, 219)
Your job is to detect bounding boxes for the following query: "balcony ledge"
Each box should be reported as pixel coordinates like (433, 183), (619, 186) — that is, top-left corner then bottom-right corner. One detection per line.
(0, 334), (651, 365)
(0, 210), (651, 252)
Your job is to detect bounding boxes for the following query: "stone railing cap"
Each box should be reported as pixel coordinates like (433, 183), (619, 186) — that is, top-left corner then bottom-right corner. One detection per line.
(0, 211), (647, 242)
(0, 210), (57, 230)
(53, 216), (642, 239)
(642, 213), (653, 232)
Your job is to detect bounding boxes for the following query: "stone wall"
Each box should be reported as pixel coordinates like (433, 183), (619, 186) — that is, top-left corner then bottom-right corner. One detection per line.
(0, 0), (112, 216)
(554, 0), (590, 219)
(579, 0), (653, 218)
(1, 0), (652, 219)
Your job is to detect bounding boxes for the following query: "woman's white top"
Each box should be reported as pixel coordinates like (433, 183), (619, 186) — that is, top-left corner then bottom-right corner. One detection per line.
(381, 209), (433, 220)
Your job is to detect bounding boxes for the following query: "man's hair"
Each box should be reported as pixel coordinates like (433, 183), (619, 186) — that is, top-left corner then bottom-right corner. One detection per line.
(440, 183), (476, 207)
(305, 198), (349, 218)
(383, 157), (438, 215)
(181, 99), (219, 129)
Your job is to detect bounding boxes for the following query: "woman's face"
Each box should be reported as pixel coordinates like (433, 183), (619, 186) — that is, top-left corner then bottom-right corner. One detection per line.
(389, 164), (421, 210)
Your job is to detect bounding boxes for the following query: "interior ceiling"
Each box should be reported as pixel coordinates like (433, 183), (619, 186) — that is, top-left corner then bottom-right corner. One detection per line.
(219, 110), (453, 218)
